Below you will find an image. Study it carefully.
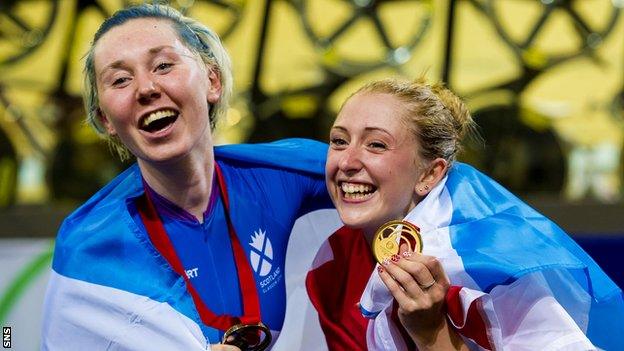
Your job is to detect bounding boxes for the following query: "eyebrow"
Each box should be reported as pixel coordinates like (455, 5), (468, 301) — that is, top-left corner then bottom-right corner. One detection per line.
(148, 45), (174, 55)
(98, 45), (176, 79)
(331, 125), (393, 136)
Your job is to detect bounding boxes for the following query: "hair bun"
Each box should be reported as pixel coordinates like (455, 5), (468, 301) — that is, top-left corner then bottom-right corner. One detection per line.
(429, 82), (473, 140)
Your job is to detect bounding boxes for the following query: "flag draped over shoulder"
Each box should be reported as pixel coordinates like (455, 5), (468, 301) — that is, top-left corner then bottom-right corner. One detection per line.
(42, 139), (333, 351)
(358, 162), (624, 350)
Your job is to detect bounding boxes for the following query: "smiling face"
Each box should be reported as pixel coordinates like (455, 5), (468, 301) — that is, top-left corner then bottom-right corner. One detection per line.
(326, 92), (427, 237)
(94, 18), (221, 165)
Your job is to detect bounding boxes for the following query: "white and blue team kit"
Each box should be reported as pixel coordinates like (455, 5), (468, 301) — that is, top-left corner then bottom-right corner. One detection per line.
(42, 139), (333, 350)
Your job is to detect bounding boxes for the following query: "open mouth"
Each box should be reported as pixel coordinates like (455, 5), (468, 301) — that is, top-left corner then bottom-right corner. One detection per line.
(340, 182), (377, 200)
(139, 109), (179, 133)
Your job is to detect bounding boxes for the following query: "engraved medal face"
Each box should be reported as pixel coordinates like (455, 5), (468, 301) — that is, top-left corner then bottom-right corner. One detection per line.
(372, 220), (422, 264)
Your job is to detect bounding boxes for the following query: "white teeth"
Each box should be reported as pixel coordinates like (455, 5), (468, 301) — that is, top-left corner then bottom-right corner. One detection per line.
(341, 182), (373, 194)
(142, 109), (177, 128)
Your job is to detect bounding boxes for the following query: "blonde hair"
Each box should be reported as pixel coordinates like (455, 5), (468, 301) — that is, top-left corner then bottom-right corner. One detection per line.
(351, 77), (475, 164)
(83, 4), (233, 161)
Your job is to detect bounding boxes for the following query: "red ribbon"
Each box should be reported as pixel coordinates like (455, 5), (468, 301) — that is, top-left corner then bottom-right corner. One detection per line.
(136, 163), (261, 330)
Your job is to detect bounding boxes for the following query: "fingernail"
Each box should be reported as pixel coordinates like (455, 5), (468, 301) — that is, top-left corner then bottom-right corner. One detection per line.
(377, 266), (384, 273)
(402, 251), (412, 258)
(382, 259), (390, 266)
(391, 254), (400, 262)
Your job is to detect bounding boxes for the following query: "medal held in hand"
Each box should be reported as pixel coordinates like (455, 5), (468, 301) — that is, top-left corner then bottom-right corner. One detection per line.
(372, 220), (423, 264)
(221, 322), (272, 351)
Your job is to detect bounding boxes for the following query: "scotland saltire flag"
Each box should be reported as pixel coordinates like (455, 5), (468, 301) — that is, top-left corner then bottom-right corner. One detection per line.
(356, 163), (624, 350)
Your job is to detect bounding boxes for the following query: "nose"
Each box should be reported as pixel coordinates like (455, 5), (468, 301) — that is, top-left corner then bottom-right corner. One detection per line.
(135, 73), (161, 104)
(338, 145), (363, 174)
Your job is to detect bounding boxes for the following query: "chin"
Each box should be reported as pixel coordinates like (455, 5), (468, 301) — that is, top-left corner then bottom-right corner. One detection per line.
(338, 213), (373, 231)
(141, 143), (194, 163)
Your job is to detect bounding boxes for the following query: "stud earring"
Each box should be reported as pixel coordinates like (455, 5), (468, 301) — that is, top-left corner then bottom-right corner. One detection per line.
(424, 185), (429, 190)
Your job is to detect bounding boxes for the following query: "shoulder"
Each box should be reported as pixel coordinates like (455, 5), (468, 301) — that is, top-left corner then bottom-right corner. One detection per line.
(214, 139), (330, 212)
(447, 162), (502, 189)
(444, 163), (621, 300)
(59, 164), (142, 233)
(445, 162), (532, 219)
(214, 138), (328, 176)
(53, 164), (146, 277)
(48, 165), (202, 329)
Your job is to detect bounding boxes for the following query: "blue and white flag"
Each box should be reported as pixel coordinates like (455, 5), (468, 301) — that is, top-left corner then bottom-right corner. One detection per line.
(358, 163), (624, 350)
(41, 139), (335, 351)
(41, 147), (623, 350)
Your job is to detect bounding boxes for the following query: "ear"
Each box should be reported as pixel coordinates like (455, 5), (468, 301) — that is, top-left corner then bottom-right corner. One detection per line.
(206, 66), (222, 105)
(415, 158), (449, 196)
(97, 108), (117, 136)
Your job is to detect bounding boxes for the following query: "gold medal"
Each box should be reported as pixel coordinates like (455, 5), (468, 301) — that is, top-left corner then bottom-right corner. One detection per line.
(372, 220), (422, 264)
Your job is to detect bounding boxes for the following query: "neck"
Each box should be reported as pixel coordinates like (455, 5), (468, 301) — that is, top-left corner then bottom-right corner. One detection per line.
(139, 150), (215, 222)
(363, 227), (376, 245)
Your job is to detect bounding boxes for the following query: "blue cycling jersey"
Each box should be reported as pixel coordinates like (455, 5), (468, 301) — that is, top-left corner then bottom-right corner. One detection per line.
(131, 158), (331, 338)
(48, 139), (334, 346)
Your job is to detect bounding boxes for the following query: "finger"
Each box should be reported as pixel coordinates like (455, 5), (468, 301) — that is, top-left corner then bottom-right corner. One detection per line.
(399, 252), (450, 288)
(383, 257), (426, 299)
(395, 254), (435, 286)
(377, 265), (422, 308)
(417, 255), (451, 287)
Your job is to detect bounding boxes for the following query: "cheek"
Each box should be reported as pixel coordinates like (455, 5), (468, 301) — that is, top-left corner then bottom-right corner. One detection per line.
(184, 70), (209, 101)
(325, 152), (339, 174)
(375, 159), (415, 193)
(100, 91), (130, 118)
(186, 86), (212, 116)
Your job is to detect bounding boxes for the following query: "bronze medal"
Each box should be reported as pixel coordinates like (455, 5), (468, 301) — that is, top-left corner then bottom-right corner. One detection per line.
(372, 220), (423, 264)
(222, 322), (272, 351)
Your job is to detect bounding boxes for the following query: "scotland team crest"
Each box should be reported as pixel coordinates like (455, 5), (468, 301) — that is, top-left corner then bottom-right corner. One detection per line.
(249, 229), (273, 277)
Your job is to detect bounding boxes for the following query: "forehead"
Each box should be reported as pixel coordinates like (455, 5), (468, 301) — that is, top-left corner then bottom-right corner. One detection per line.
(93, 18), (186, 68)
(336, 92), (408, 129)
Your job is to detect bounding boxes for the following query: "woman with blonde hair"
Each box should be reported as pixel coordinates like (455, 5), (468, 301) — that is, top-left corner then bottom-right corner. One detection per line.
(42, 4), (333, 350)
(306, 77), (623, 350)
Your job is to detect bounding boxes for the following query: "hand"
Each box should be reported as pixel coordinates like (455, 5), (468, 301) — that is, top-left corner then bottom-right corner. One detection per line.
(210, 344), (241, 351)
(378, 245), (464, 350)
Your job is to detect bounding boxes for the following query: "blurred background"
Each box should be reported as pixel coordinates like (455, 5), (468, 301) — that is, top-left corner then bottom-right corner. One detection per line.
(1, 0), (624, 349)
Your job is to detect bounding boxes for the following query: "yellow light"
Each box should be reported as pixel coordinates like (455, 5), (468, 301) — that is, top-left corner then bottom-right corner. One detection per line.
(226, 108), (242, 126)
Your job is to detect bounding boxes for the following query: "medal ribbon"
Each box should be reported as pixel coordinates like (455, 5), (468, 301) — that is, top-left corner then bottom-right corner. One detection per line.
(136, 163), (261, 331)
